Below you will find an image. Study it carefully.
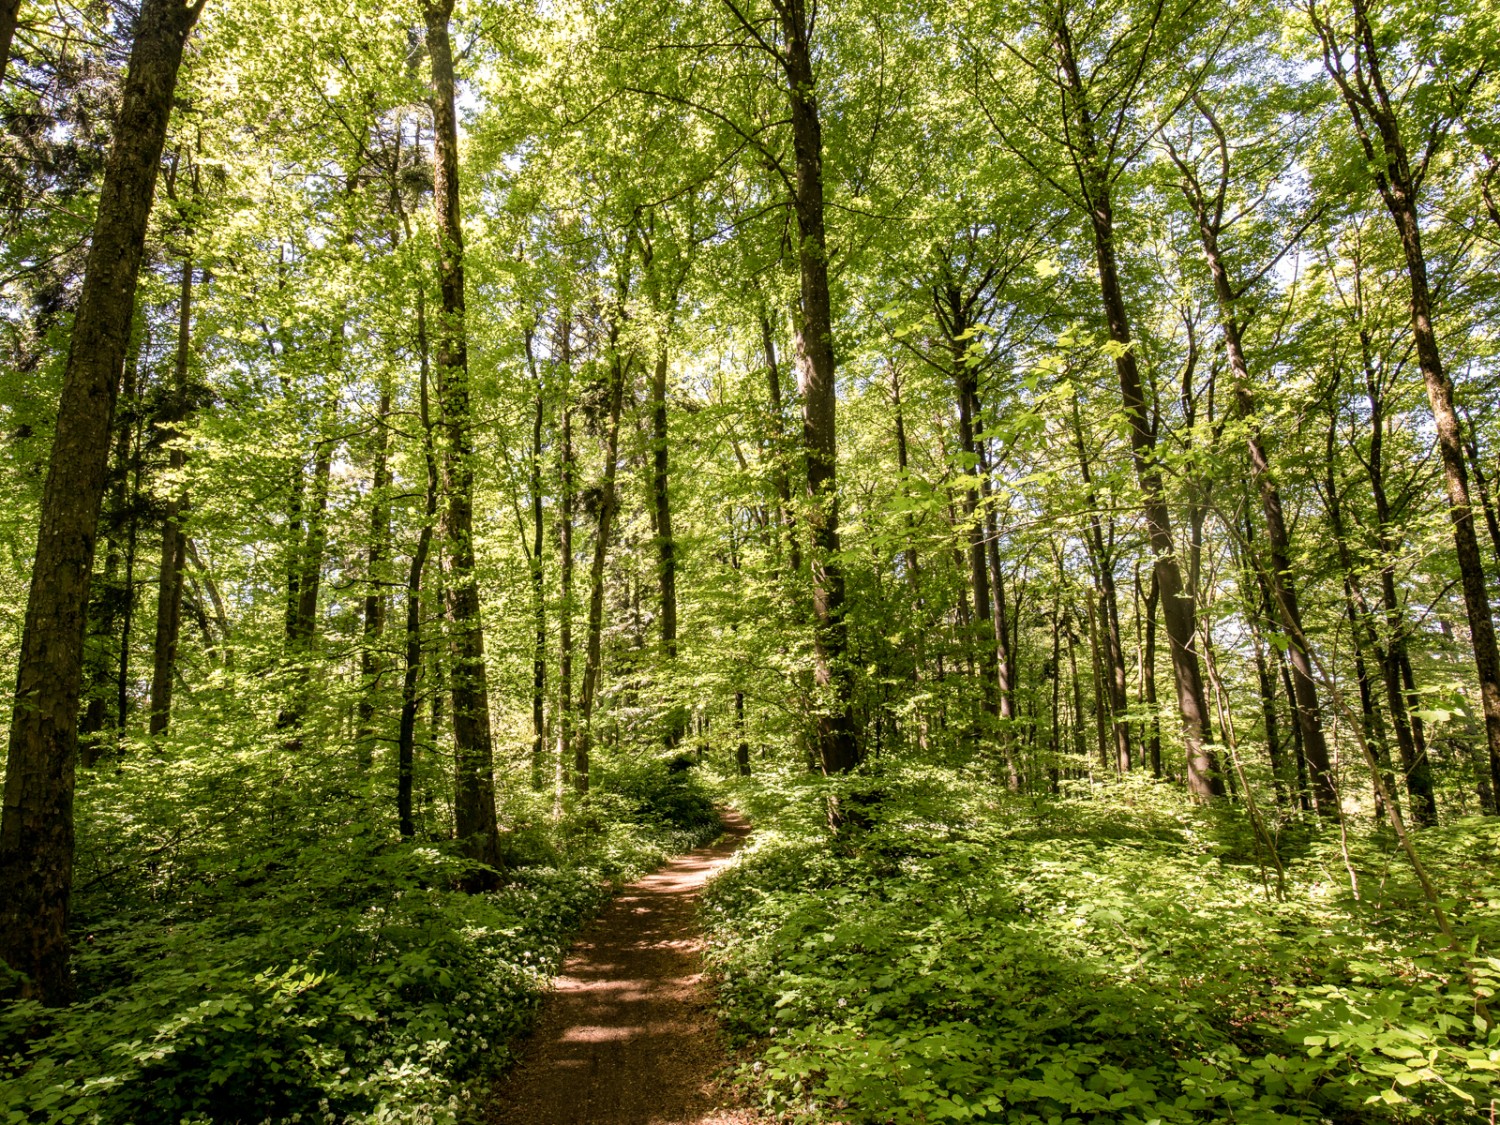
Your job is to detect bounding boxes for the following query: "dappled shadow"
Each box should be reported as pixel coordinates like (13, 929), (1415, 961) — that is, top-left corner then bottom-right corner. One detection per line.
(485, 812), (758, 1125)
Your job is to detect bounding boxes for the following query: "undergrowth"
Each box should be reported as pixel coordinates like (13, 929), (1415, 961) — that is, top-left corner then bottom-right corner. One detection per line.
(704, 767), (1500, 1124)
(0, 734), (722, 1125)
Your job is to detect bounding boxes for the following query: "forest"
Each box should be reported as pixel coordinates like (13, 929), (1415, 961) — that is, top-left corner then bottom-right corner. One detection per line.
(4, 0), (1500, 1121)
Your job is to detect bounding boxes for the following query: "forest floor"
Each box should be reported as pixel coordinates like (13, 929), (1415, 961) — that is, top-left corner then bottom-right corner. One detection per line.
(484, 808), (760, 1125)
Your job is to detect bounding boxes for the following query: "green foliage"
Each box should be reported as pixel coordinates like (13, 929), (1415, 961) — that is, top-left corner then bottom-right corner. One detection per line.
(705, 770), (1500, 1124)
(0, 744), (725, 1125)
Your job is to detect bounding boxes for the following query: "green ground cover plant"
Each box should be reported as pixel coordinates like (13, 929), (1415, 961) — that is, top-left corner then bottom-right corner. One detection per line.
(706, 770), (1500, 1124)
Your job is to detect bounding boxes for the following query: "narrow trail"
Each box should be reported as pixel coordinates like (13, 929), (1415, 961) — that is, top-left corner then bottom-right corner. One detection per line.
(486, 810), (760, 1125)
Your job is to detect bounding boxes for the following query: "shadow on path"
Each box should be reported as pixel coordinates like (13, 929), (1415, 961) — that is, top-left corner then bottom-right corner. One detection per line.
(486, 809), (758, 1125)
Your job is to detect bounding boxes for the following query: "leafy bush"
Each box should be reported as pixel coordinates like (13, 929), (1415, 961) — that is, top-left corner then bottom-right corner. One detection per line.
(703, 769), (1500, 1124)
(0, 741), (728, 1125)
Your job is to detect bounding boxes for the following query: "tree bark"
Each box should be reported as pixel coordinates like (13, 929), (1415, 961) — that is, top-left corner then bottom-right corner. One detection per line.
(0, 0), (203, 1006)
(773, 0), (860, 788)
(577, 340), (627, 795)
(1169, 118), (1336, 813)
(530, 355), (548, 789)
(1314, 0), (1500, 811)
(556, 321), (575, 799)
(1139, 568), (1163, 778)
(149, 252), (193, 738)
(1071, 400), (1132, 774)
(1051, 13), (1220, 799)
(81, 332), (143, 755)
(397, 282), (438, 839)
(425, 0), (501, 869)
(0, 0), (21, 87)
(357, 375), (393, 763)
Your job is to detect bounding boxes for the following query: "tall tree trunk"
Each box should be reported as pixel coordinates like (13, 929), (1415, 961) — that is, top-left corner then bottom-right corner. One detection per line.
(1171, 124), (1336, 813)
(1315, 0), (1500, 811)
(950, 308), (1000, 729)
(1323, 405), (1437, 826)
(1052, 15), (1220, 799)
(425, 0), (501, 869)
(1461, 410), (1500, 572)
(761, 312), (800, 573)
(81, 332), (143, 755)
(774, 0), (859, 788)
(397, 283), (437, 840)
(650, 343), (682, 743)
(0, 0), (203, 1006)
(277, 413), (333, 748)
(1071, 400), (1132, 774)
(556, 324), (575, 799)
(1139, 568), (1163, 778)
(524, 329), (547, 789)
(357, 376), (393, 763)
(149, 252), (193, 738)
(735, 690), (750, 776)
(577, 341), (627, 796)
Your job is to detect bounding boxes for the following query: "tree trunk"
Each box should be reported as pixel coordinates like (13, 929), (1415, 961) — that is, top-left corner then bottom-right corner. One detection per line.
(1315, 0), (1500, 811)
(1052, 16), (1220, 799)
(775, 0), (860, 789)
(397, 283), (438, 839)
(277, 412), (333, 748)
(1139, 568), (1162, 778)
(0, 0), (203, 1006)
(149, 253), (193, 738)
(1175, 150), (1336, 813)
(950, 309), (1000, 729)
(761, 312), (800, 573)
(735, 690), (750, 776)
(526, 332), (547, 789)
(577, 340), (627, 795)
(1323, 403), (1437, 826)
(81, 332), (143, 756)
(0, 0), (21, 87)
(556, 322), (575, 799)
(650, 343), (682, 744)
(1071, 401), (1132, 774)
(357, 376), (393, 763)
(425, 0), (501, 869)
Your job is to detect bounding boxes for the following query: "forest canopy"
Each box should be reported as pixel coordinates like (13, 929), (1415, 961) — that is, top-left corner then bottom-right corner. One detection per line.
(4, 0), (1500, 1122)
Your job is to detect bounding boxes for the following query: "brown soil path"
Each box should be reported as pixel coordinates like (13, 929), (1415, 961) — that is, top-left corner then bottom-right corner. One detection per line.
(486, 811), (759, 1125)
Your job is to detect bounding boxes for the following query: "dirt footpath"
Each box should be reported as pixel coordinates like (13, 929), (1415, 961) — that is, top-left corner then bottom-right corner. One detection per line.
(486, 811), (760, 1125)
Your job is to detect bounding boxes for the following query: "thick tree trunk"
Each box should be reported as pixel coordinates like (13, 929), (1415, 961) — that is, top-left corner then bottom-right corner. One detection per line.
(149, 253), (193, 738)
(0, 0), (202, 1006)
(426, 0), (501, 868)
(1052, 17), (1220, 799)
(775, 0), (860, 788)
